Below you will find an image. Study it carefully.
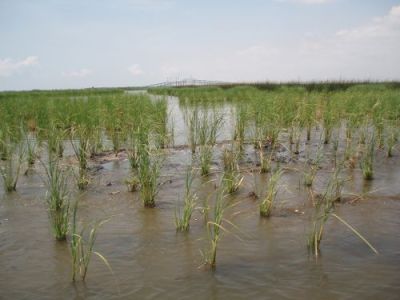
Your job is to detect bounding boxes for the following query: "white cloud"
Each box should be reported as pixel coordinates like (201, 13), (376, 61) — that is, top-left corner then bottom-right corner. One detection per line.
(62, 68), (92, 78)
(0, 56), (39, 77)
(211, 4), (400, 81)
(128, 64), (143, 76)
(336, 5), (400, 39)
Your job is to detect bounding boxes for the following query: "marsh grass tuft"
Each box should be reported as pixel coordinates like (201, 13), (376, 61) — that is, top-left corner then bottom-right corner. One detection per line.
(222, 146), (243, 193)
(259, 168), (283, 217)
(175, 168), (197, 231)
(0, 142), (24, 192)
(70, 200), (113, 282)
(25, 131), (39, 166)
(308, 169), (378, 257)
(304, 142), (323, 187)
(386, 125), (398, 157)
(44, 158), (70, 240)
(137, 144), (163, 207)
(360, 135), (375, 180)
(70, 127), (91, 190)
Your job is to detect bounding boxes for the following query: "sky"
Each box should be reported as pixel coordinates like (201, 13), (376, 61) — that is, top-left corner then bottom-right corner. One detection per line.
(0, 0), (400, 90)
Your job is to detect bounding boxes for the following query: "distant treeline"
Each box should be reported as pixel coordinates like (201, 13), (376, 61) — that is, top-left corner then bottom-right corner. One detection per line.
(155, 81), (400, 93)
(2, 81), (400, 96)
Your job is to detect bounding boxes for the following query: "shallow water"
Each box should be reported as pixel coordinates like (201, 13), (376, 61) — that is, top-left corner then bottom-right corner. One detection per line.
(1, 95), (400, 299)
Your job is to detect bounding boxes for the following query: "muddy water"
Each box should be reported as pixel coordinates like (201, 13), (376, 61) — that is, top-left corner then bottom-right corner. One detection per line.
(1, 96), (400, 299)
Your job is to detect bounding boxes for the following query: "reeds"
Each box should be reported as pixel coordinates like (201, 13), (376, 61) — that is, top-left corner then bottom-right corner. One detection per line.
(70, 127), (91, 189)
(70, 200), (112, 281)
(259, 168), (283, 217)
(44, 158), (70, 240)
(233, 105), (247, 152)
(303, 144), (323, 187)
(25, 132), (38, 166)
(203, 185), (229, 269)
(307, 187), (334, 256)
(308, 168), (377, 257)
(47, 125), (65, 158)
(199, 145), (213, 176)
(0, 142), (24, 192)
(137, 144), (163, 207)
(197, 112), (222, 175)
(184, 108), (199, 154)
(222, 146), (243, 193)
(175, 168), (197, 231)
(127, 128), (142, 170)
(360, 135), (375, 180)
(386, 125), (398, 157)
(0, 127), (11, 161)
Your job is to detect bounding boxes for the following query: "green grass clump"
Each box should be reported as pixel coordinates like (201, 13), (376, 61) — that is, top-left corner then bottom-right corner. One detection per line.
(360, 135), (375, 180)
(259, 168), (283, 217)
(203, 186), (227, 269)
(137, 144), (163, 208)
(70, 127), (91, 190)
(70, 200), (112, 282)
(222, 147), (243, 193)
(386, 125), (398, 157)
(44, 159), (70, 240)
(175, 169), (197, 232)
(308, 170), (378, 257)
(199, 145), (213, 176)
(0, 142), (24, 192)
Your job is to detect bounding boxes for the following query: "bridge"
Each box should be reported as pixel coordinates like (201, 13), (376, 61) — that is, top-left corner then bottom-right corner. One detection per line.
(146, 78), (231, 88)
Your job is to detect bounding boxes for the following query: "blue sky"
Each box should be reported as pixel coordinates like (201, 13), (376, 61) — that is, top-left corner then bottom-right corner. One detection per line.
(1, 0), (400, 90)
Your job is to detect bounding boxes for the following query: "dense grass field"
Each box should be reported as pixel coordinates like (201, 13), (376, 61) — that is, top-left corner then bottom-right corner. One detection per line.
(0, 82), (399, 298)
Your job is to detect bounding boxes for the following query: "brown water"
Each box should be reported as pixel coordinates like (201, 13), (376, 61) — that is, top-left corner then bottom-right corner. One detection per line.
(1, 96), (400, 299)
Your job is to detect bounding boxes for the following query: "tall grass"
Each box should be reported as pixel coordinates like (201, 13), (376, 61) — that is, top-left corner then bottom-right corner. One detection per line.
(233, 104), (247, 152)
(0, 126), (11, 161)
(137, 144), (163, 207)
(24, 131), (39, 166)
(198, 112), (222, 175)
(308, 169), (378, 257)
(70, 127), (91, 190)
(70, 200), (112, 282)
(203, 185), (235, 269)
(44, 158), (70, 240)
(47, 125), (65, 158)
(0, 142), (24, 192)
(257, 141), (274, 173)
(199, 145), (213, 176)
(386, 124), (398, 157)
(175, 169), (197, 231)
(360, 135), (375, 180)
(222, 146), (243, 193)
(184, 108), (199, 154)
(259, 168), (283, 217)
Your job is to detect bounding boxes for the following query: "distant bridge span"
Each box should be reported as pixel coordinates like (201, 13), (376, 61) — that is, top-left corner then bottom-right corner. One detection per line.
(146, 79), (231, 88)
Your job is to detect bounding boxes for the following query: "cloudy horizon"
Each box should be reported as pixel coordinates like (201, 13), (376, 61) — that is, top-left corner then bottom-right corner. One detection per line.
(1, 0), (400, 91)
